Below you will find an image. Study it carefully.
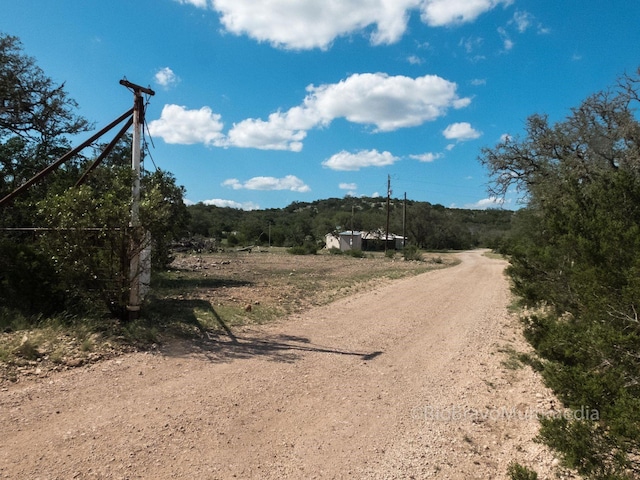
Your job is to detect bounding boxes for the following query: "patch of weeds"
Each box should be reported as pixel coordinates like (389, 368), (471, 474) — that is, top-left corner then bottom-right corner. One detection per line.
(498, 345), (524, 370)
(121, 318), (159, 346)
(80, 337), (94, 352)
(14, 338), (41, 360)
(507, 461), (538, 480)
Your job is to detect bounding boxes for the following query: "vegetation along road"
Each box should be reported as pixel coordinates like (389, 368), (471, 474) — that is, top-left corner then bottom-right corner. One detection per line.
(0, 251), (563, 479)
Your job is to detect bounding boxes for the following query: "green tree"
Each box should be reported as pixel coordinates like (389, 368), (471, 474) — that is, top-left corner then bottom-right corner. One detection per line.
(480, 70), (640, 478)
(0, 33), (188, 320)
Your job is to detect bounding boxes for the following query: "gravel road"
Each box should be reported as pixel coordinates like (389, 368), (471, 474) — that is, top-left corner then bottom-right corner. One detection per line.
(0, 250), (563, 479)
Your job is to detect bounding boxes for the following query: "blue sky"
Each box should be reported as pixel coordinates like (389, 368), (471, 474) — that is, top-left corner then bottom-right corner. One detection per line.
(2, 1), (640, 210)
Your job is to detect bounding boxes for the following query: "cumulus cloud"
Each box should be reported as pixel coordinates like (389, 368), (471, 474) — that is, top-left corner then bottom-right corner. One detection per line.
(322, 149), (398, 171)
(340, 182), (358, 191)
(227, 113), (307, 151)
(300, 73), (470, 132)
(150, 73), (471, 151)
(202, 198), (260, 210)
(420, 0), (513, 27)
(443, 122), (482, 141)
(175, 0), (513, 50)
(207, 0), (418, 50)
(147, 104), (225, 146)
(154, 67), (180, 89)
(465, 196), (508, 209)
(222, 175), (310, 192)
(410, 152), (442, 162)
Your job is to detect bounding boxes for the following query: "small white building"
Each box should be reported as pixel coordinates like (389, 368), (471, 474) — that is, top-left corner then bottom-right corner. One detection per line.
(324, 232), (340, 250)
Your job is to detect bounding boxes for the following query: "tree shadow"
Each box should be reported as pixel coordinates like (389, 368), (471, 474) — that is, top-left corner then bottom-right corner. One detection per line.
(153, 298), (383, 364)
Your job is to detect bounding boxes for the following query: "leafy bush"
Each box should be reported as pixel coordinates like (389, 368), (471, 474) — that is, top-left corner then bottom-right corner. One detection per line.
(344, 249), (365, 258)
(481, 70), (640, 478)
(287, 241), (317, 255)
(402, 245), (423, 261)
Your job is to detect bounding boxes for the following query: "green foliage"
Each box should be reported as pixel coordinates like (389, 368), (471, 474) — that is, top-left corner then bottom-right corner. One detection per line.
(287, 240), (318, 255)
(507, 462), (538, 480)
(402, 245), (423, 261)
(0, 33), (188, 321)
(185, 197), (513, 251)
(482, 70), (640, 478)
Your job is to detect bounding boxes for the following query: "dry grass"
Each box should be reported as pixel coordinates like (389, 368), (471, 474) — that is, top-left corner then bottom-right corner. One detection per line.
(1, 248), (458, 383)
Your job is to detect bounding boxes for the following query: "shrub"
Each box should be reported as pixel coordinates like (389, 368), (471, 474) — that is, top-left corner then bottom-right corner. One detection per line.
(402, 245), (423, 261)
(507, 462), (538, 480)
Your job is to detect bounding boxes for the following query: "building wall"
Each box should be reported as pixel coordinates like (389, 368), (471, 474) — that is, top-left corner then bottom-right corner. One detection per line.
(339, 232), (361, 251)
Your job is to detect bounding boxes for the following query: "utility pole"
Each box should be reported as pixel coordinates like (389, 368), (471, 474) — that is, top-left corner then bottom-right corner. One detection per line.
(403, 192), (407, 249)
(120, 79), (155, 320)
(385, 174), (391, 253)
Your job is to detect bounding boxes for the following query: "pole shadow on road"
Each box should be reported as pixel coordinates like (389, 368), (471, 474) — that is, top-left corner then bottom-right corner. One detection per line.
(153, 298), (383, 364)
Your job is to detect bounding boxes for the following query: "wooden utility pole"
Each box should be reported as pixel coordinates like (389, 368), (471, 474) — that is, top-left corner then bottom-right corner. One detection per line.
(385, 174), (391, 252)
(120, 80), (155, 320)
(403, 192), (407, 249)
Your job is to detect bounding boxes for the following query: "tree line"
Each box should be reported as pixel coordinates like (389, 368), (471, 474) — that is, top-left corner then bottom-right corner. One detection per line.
(482, 71), (640, 478)
(186, 196), (513, 252)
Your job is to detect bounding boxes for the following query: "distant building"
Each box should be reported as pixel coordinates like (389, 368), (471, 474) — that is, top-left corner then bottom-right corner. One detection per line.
(339, 231), (362, 251)
(325, 229), (406, 251)
(324, 233), (340, 250)
(362, 229), (406, 251)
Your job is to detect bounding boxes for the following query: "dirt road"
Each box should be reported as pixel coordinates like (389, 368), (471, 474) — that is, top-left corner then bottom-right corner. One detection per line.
(0, 251), (560, 479)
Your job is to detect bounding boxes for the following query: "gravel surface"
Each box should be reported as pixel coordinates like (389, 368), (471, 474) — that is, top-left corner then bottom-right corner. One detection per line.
(0, 250), (572, 479)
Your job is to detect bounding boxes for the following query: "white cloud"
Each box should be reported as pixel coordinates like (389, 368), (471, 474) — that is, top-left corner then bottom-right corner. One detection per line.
(410, 152), (442, 162)
(509, 10), (549, 35)
(154, 67), (180, 89)
(151, 72), (470, 151)
(222, 175), (310, 192)
(460, 36), (483, 54)
(223, 72), (470, 150)
(322, 149), (398, 171)
(465, 196), (508, 209)
(511, 11), (533, 33)
(339, 182), (358, 190)
(210, 0), (418, 50)
(498, 27), (514, 51)
(175, 0), (209, 7)
(443, 122), (482, 141)
(227, 113), (307, 151)
(471, 78), (487, 86)
(420, 0), (513, 27)
(176, 0), (512, 50)
(407, 55), (424, 65)
(148, 104), (225, 146)
(202, 198), (261, 210)
(303, 73), (470, 132)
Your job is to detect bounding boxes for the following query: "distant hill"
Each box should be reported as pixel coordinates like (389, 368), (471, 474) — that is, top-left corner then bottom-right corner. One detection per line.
(185, 196), (514, 250)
